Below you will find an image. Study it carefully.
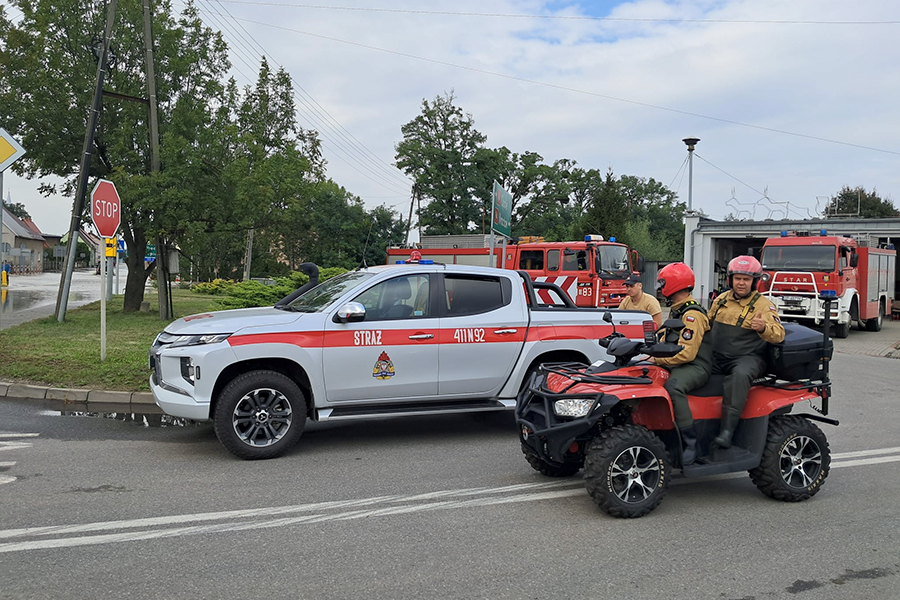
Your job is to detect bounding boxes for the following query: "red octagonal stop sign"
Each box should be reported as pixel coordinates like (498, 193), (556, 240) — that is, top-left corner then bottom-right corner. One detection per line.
(91, 179), (121, 238)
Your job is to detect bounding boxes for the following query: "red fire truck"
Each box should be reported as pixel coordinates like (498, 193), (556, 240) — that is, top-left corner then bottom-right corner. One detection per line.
(387, 235), (644, 308)
(759, 231), (896, 338)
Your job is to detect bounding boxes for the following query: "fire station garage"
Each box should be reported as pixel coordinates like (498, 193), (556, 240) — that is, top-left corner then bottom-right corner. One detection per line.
(683, 214), (900, 308)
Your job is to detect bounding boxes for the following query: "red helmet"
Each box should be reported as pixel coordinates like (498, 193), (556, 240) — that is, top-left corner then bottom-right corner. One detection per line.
(656, 262), (694, 298)
(727, 255), (763, 286)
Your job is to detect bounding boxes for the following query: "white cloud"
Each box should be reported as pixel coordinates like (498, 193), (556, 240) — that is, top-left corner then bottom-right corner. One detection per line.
(6, 0), (898, 235)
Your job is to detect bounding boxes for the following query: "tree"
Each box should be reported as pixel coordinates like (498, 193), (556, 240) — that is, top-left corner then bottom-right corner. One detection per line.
(3, 202), (31, 220)
(826, 186), (899, 218)
(395, 91), (487, 234)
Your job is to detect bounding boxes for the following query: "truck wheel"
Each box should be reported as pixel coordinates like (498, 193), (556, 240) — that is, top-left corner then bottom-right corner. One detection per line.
(583, 425), (670, 518)
(749, 416), (830, 502)
(833, 321), (850, 338)
(213, 370), (307, 460)
(521, 443), (582, 477)
(865, 303), (884, 332)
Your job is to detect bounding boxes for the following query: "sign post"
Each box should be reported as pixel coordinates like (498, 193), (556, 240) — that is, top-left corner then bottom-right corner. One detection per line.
(490, 181), (513, 268)
(0, 128), (26, 329)
(91, 180), (121, 361)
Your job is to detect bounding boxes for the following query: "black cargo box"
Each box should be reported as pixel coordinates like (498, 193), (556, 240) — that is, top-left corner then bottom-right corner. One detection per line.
(768, 323), (833, 381)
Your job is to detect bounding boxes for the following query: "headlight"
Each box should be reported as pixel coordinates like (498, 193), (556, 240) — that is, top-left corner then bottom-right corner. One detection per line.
(160, 333), (231, 348)
(553, 397), (595, 418)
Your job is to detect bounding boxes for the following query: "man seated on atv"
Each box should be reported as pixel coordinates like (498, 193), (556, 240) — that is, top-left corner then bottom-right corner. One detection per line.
(707, 256), (785, 450)
(647, 262), (712, 465)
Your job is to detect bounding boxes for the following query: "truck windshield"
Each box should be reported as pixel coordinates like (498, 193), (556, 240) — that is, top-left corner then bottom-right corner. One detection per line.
(596, 246), (631, 277)
(286, 271), (376, 312)
(761, 245), (836, 271)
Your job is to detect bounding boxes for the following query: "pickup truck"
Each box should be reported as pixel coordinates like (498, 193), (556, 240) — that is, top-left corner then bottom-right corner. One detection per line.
(149, 263), (653, 459)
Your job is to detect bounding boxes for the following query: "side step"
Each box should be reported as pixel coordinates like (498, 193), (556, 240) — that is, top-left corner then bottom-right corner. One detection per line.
(319, 398), (515, 421)
(681, 446), (761, 477)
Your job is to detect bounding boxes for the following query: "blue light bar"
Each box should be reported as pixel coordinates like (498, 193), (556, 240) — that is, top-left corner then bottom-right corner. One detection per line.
(781, 230), (788, 237)
(395, 260), (405, 264)
(609, 236), (616, 242)
(820, 229), (827, 235)
(419, 259), (434, 264)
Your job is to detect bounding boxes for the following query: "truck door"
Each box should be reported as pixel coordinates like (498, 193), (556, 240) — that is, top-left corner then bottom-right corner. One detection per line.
(323, 273), (439, 402)
(437, 273), (527, 395)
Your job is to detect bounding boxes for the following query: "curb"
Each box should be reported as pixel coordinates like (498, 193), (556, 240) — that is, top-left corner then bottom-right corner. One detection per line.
(0, 382), (157, 413)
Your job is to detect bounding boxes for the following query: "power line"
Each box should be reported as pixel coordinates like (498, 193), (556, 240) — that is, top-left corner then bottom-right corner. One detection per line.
(227, 15), (900, 157)
(210, 2), (900, 26)
(191, 1), (412, 199)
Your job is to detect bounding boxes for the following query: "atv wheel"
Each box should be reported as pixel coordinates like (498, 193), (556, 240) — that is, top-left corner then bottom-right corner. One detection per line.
(214, 370), (307, 460)
(749, 416), (830, 502)
(583, 425), (670, 518)
(521, 443), (582, 477)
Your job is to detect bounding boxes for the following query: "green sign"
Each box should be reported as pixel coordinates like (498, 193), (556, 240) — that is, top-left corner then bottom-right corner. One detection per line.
(491, 181), (512, 238)
(145, 243), (156, 262)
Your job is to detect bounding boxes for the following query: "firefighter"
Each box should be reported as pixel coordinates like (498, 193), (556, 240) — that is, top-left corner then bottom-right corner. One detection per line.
(647, 262), (711, 466)
(707, 255), (785, 449)
(618, 274), (663, 327)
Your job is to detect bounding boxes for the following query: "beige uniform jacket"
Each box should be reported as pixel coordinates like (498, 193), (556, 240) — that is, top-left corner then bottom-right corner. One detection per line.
(655, 296), (710, 367)
(619, 292), (662, 320)
(707, 290), (786, 344)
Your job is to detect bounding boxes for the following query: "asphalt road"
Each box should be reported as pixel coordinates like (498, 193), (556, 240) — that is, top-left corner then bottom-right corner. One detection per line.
(1, 353), (899, 600)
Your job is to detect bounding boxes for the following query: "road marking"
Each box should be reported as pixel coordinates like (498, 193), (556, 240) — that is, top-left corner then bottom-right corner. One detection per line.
(0, 446), (897, 554)
(0, 433), (40, 438)
(0, 476), (15, 485)
(832, 446), (900, 459)
(0, 442), (33, 453)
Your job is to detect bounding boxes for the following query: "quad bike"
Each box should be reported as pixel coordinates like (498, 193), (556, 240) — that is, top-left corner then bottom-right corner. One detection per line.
(516, 292), (839, 518)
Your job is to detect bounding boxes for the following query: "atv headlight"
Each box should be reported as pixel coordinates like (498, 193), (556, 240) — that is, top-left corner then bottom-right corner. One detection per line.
(160, 333), (231, 348)
(553, 397), (595, 418)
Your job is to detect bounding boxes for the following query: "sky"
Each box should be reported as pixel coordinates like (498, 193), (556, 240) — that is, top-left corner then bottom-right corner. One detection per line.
(2, 0), (899, 239)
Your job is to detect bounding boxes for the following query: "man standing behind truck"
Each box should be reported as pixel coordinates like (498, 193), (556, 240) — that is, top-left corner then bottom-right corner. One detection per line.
(707, 256), (785, 450)
(618, 274), (663, 327)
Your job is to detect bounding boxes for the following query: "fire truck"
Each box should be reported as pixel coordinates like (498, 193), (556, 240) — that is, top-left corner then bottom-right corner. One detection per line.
(759, 231), (896, 338)
(387, 235), (644, 308)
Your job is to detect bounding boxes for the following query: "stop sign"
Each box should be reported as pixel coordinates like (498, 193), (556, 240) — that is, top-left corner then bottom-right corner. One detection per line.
(90, 179), (121, 238)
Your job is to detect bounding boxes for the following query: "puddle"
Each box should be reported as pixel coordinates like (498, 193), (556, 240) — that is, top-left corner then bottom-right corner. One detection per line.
(0, 289), (87, 314)
(40, 410), (203, 428)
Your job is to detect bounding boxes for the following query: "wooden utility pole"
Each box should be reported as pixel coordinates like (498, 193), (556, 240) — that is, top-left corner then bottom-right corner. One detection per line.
(243, 228), (254, 281)
(56, 0), (119, 321)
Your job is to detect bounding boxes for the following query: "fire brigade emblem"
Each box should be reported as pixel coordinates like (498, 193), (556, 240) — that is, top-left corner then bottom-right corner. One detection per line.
(681, 329), (693, 341)
(373, 351), (395, 380)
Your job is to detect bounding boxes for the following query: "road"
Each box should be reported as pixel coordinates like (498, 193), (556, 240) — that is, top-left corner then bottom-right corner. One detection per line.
(1, 353), (899, 600)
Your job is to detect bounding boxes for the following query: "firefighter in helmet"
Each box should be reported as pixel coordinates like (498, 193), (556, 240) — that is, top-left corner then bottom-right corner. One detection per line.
(707, 255), (785, 449)
(648, 262), (711, 466)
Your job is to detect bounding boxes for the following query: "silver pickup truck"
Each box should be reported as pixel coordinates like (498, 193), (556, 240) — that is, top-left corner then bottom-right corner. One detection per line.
(150, 263), (652, 459)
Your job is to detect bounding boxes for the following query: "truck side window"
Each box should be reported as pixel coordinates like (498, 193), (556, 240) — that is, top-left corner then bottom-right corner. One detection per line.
(353, 275), (430, 320)
(547, 250), (560, 271)
(562, 250), (588, 271)
(444, 275), (506, 316)
(518, 250), (544, 271)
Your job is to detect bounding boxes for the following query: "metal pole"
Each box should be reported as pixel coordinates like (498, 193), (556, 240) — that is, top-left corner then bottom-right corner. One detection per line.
(682, 137), (700, 213)
(0, 172), (4, 331)
(100, 251), (107, 361)
(243, 228), (254, 281)
(56, 0), (118, 322)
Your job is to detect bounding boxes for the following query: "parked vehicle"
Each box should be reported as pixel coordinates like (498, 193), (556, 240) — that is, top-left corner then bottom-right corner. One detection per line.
(387, 235), (644, 308)
(516, 296), (838, 518)
(150, 262), (654, 459)
(759, 231), (896, 337)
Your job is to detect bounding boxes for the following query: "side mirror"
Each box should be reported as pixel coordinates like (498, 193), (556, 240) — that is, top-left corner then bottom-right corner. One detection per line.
(333, 302), (366, 323)
(632, 250), (645, 273)
(850, 253), (858, 268)
(661, 318), (685, 331)
(602, 311), (613, 323)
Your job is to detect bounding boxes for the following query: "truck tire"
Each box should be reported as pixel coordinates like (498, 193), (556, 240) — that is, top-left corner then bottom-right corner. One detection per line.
(749, 416), (830, 502)
(213, 370), (307, 460)
(865, 303), (884, 332)
(833, 321), (850, 338)
(521, 443), (582, 477)
(583, 425), (670, 518)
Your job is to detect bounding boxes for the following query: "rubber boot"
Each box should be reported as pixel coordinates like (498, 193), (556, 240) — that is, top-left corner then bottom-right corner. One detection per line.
(713, 407), (742, 449)
(679, 424), (699, 466)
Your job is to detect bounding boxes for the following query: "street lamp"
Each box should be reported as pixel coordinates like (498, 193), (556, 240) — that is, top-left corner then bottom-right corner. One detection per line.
(682, 137), (700, 212)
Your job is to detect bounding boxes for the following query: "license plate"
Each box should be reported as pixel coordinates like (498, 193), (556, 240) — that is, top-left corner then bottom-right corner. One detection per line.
(782, 295), (804, 302)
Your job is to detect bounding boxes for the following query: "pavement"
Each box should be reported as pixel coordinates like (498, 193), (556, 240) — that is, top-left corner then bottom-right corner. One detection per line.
(1, 280), (899, 410)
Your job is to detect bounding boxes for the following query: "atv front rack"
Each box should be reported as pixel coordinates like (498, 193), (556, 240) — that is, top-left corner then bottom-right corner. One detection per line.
(537, 362), (653, 392)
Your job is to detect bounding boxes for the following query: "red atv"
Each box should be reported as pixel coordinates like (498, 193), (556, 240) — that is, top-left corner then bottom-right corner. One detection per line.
(516, 296), (838, 518)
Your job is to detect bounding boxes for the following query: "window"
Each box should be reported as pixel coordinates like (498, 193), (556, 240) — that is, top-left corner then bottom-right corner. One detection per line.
(562, 250), (588, 271)
(518, 250), (544, 270)
(353, 275), (431, 321)
(444, 275), (506, 316)
(547, 250), (560, 271)
(760, 246), (836, 271)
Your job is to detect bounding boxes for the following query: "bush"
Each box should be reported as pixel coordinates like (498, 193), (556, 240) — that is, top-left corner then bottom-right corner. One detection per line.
(210, 266), (351, 310)
(192, 278), (236, 295)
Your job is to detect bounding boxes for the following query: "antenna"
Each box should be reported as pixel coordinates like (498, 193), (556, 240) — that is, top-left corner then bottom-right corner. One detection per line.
(358, 218), (375, 269)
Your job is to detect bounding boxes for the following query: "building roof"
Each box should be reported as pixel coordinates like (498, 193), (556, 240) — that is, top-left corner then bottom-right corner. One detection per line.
(1, 206), (45, 242)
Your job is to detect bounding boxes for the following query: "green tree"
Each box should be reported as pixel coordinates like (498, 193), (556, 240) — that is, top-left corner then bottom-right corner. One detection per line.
(826, 186), (899, 218)
(394, 91), (487, 234)
(3, 202), (31, 220)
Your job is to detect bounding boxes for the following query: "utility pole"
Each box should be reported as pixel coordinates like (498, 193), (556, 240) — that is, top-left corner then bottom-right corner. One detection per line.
(56, 0), (119, 322)
(243, 228), (254, 281)
(682, 137), (700, 213)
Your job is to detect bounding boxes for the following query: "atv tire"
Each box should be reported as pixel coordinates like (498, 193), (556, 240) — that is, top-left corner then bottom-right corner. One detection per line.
(583, 425), (670, 518)
(521, 443), (582, 477)
(749, 416), (830, 502)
